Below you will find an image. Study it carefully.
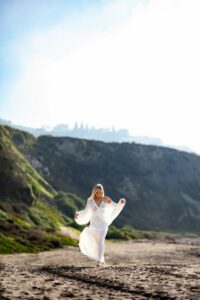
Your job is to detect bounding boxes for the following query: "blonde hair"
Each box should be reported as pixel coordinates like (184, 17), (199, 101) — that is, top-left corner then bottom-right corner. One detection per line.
(89, 183), (105, 200)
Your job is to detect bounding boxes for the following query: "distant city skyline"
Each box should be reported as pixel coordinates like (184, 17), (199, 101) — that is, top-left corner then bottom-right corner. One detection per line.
(1, 0), (200, 153)
(0, 117), (194, 155)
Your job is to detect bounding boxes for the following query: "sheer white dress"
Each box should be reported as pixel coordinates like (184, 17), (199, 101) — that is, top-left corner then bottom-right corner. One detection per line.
(74, 197), (126, 263)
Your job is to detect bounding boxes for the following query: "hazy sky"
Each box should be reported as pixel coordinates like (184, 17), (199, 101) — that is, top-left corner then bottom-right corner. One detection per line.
(0, 0), (200, 153)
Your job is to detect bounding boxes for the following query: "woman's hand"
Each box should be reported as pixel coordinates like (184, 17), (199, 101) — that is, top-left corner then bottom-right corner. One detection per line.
(119, 198), (126, 204)
(104, 196), (112, 204)
(74, 212), (80, 219)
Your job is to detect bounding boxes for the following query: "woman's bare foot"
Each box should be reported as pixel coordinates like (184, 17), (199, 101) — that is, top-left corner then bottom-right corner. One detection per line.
(96, 261), (101, 267)
(96, 261), (106, 267)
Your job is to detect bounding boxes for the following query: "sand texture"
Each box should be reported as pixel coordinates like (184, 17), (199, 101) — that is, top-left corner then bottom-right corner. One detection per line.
(1, 239), (200, 299)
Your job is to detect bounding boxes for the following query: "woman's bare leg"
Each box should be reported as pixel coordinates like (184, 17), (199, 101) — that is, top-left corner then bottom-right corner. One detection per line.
(98, 236), (105, 263)
(96, 229), (108, 266)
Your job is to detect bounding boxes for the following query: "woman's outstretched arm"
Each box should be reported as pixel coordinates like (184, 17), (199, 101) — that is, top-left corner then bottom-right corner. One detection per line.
(105, 197), (126, 226)
(74, 198), (92, 225)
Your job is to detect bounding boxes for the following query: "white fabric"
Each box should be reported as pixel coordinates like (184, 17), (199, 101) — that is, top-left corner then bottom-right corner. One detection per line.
(75, 197), (125, 262)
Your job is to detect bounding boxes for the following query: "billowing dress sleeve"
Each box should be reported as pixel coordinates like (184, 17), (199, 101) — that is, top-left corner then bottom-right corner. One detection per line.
(107, 199), (126, 226)
(75, 198), (92, 225)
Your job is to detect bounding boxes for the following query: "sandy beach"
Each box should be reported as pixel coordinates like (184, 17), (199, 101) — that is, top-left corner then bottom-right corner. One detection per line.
(0, 239), (200, 299)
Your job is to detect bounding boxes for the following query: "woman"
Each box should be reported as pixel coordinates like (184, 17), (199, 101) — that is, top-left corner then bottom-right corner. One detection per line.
(74, 183), (126, 267)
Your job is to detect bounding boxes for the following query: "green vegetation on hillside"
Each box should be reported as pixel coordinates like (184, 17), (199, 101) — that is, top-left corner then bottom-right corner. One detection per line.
(0, 125), (80, 254)
(23, 133), (200, 233)
(1, 124), (200, 255)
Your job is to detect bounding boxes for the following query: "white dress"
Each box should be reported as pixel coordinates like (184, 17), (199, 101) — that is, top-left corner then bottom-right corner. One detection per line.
(74, 197), (126, 262)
